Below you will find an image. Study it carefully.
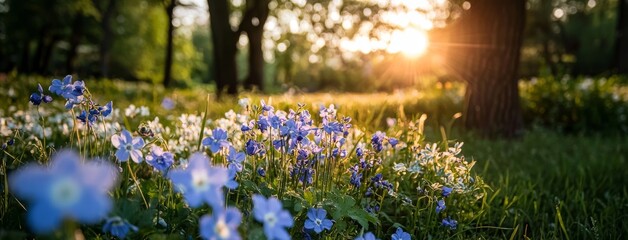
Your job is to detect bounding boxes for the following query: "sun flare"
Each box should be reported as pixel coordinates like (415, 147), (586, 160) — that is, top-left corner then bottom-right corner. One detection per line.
(387, 28), (429, 57)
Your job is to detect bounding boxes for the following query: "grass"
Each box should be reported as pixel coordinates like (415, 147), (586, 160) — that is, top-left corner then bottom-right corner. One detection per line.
(461, 131), (628, 239)
(1, 75), (627, 238)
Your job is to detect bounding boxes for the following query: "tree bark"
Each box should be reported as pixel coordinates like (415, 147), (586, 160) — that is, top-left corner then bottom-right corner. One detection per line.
(452, 0), (526, 138)
(163, 0), (176, 87)
(98, 0), (117, 78)
(66, 14), (84, 74)
(241, 0), (270, 91)
(208, 0), (239, 96)
(615, 0), (628, 74)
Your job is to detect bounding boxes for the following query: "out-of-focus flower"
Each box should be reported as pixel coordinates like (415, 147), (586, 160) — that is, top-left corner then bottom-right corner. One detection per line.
(161, 97), (175, 110)
(199, 207), (242, 240)
(355, 232), (378, 240)
(442, 217), (458, 230)
(436, 199), (446, 213)
(227, 147), (245, 172)
(391, 227), (411, 240)
(102, 216), (138, 238)
(9, 150), (117, 233)
(442, 186), (453, 197)
(252, 194), (293, 240)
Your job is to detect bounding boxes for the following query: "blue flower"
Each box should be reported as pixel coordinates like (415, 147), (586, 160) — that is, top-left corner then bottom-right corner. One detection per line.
(355, 232), (378, 240)
(388, 138), (399, 148)
(202, 128), (231, 153)
(9, 150), (117, 233)
(98, 101), (113, 117)
(29, 92), (43, 105)
(29, 84), (52, 106)
(49, 75), (84, 101)
(77, 110), (97, 125)
(436, 199), (446, 213)
(371, 131), (386, 152)
(441, 217), (458, 230)
(146, 146), (174, 173)
(356, 147), (364, 157)
(442, 186), (453, 197)
(49, 75), (74, 98)
(252, 194), (294, 240)
(111, 129), (145, 163)
(350, 171), (362, 188)
(200, 207), (242, 240)
(304, 208), (333, 234)
(245, 139), (265, 156)
(168, 153), (229, 208)
(226, 168), (239, 189)
(227, 147), (245, 172)
(391, 227), (411, 240)
(257, 167), (266, 177)
(102, 216), (138, 238)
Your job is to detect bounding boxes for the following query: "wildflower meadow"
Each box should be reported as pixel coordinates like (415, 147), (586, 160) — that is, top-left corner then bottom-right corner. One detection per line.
(1, 76), (489, 239)
(1, 75), (627, 240)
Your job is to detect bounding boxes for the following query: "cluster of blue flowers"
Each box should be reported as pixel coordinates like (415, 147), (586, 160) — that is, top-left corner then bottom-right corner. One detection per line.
(436, 186), (458, 230)
(7, 76), (482, 239)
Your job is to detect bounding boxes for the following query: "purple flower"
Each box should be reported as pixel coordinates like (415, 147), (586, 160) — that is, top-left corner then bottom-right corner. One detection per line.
(161, 97), (175, 110)
(10, 150), (117, 233)
(102, 216), (138, 238)
(371, 131), (386, 152)
(304, 208), (333, 234)
(111, 129), (145, 163)
(391, 227), (411, 240)
(146, 146), (174, 172)
(441, 217), (458, 230)
(199, 207), (242, 240)
(388, 138), (399, 148)
(202, 128), (231, 153)
(168, 153), (229, 208)
(436, 199), (446, 213)
(252, 194), (294, 240)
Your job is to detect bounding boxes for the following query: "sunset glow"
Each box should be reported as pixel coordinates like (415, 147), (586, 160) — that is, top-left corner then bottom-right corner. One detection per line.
(387, 28), (429, 57)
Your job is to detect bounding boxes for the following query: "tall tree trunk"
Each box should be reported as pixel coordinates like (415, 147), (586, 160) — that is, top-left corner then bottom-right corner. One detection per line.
(18, 41), (31, 73)
(208, 0), (238, 96)
(163, 0), (176, 87)
(32, 28), (48, 73)
(66, 14), (84, 74)
(453, 0), (526, 138)
(615, 0), (628, 74)
(243, 0), (270, 91)
(39, 35), (59, 75)
(99, 0), (117, 78)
